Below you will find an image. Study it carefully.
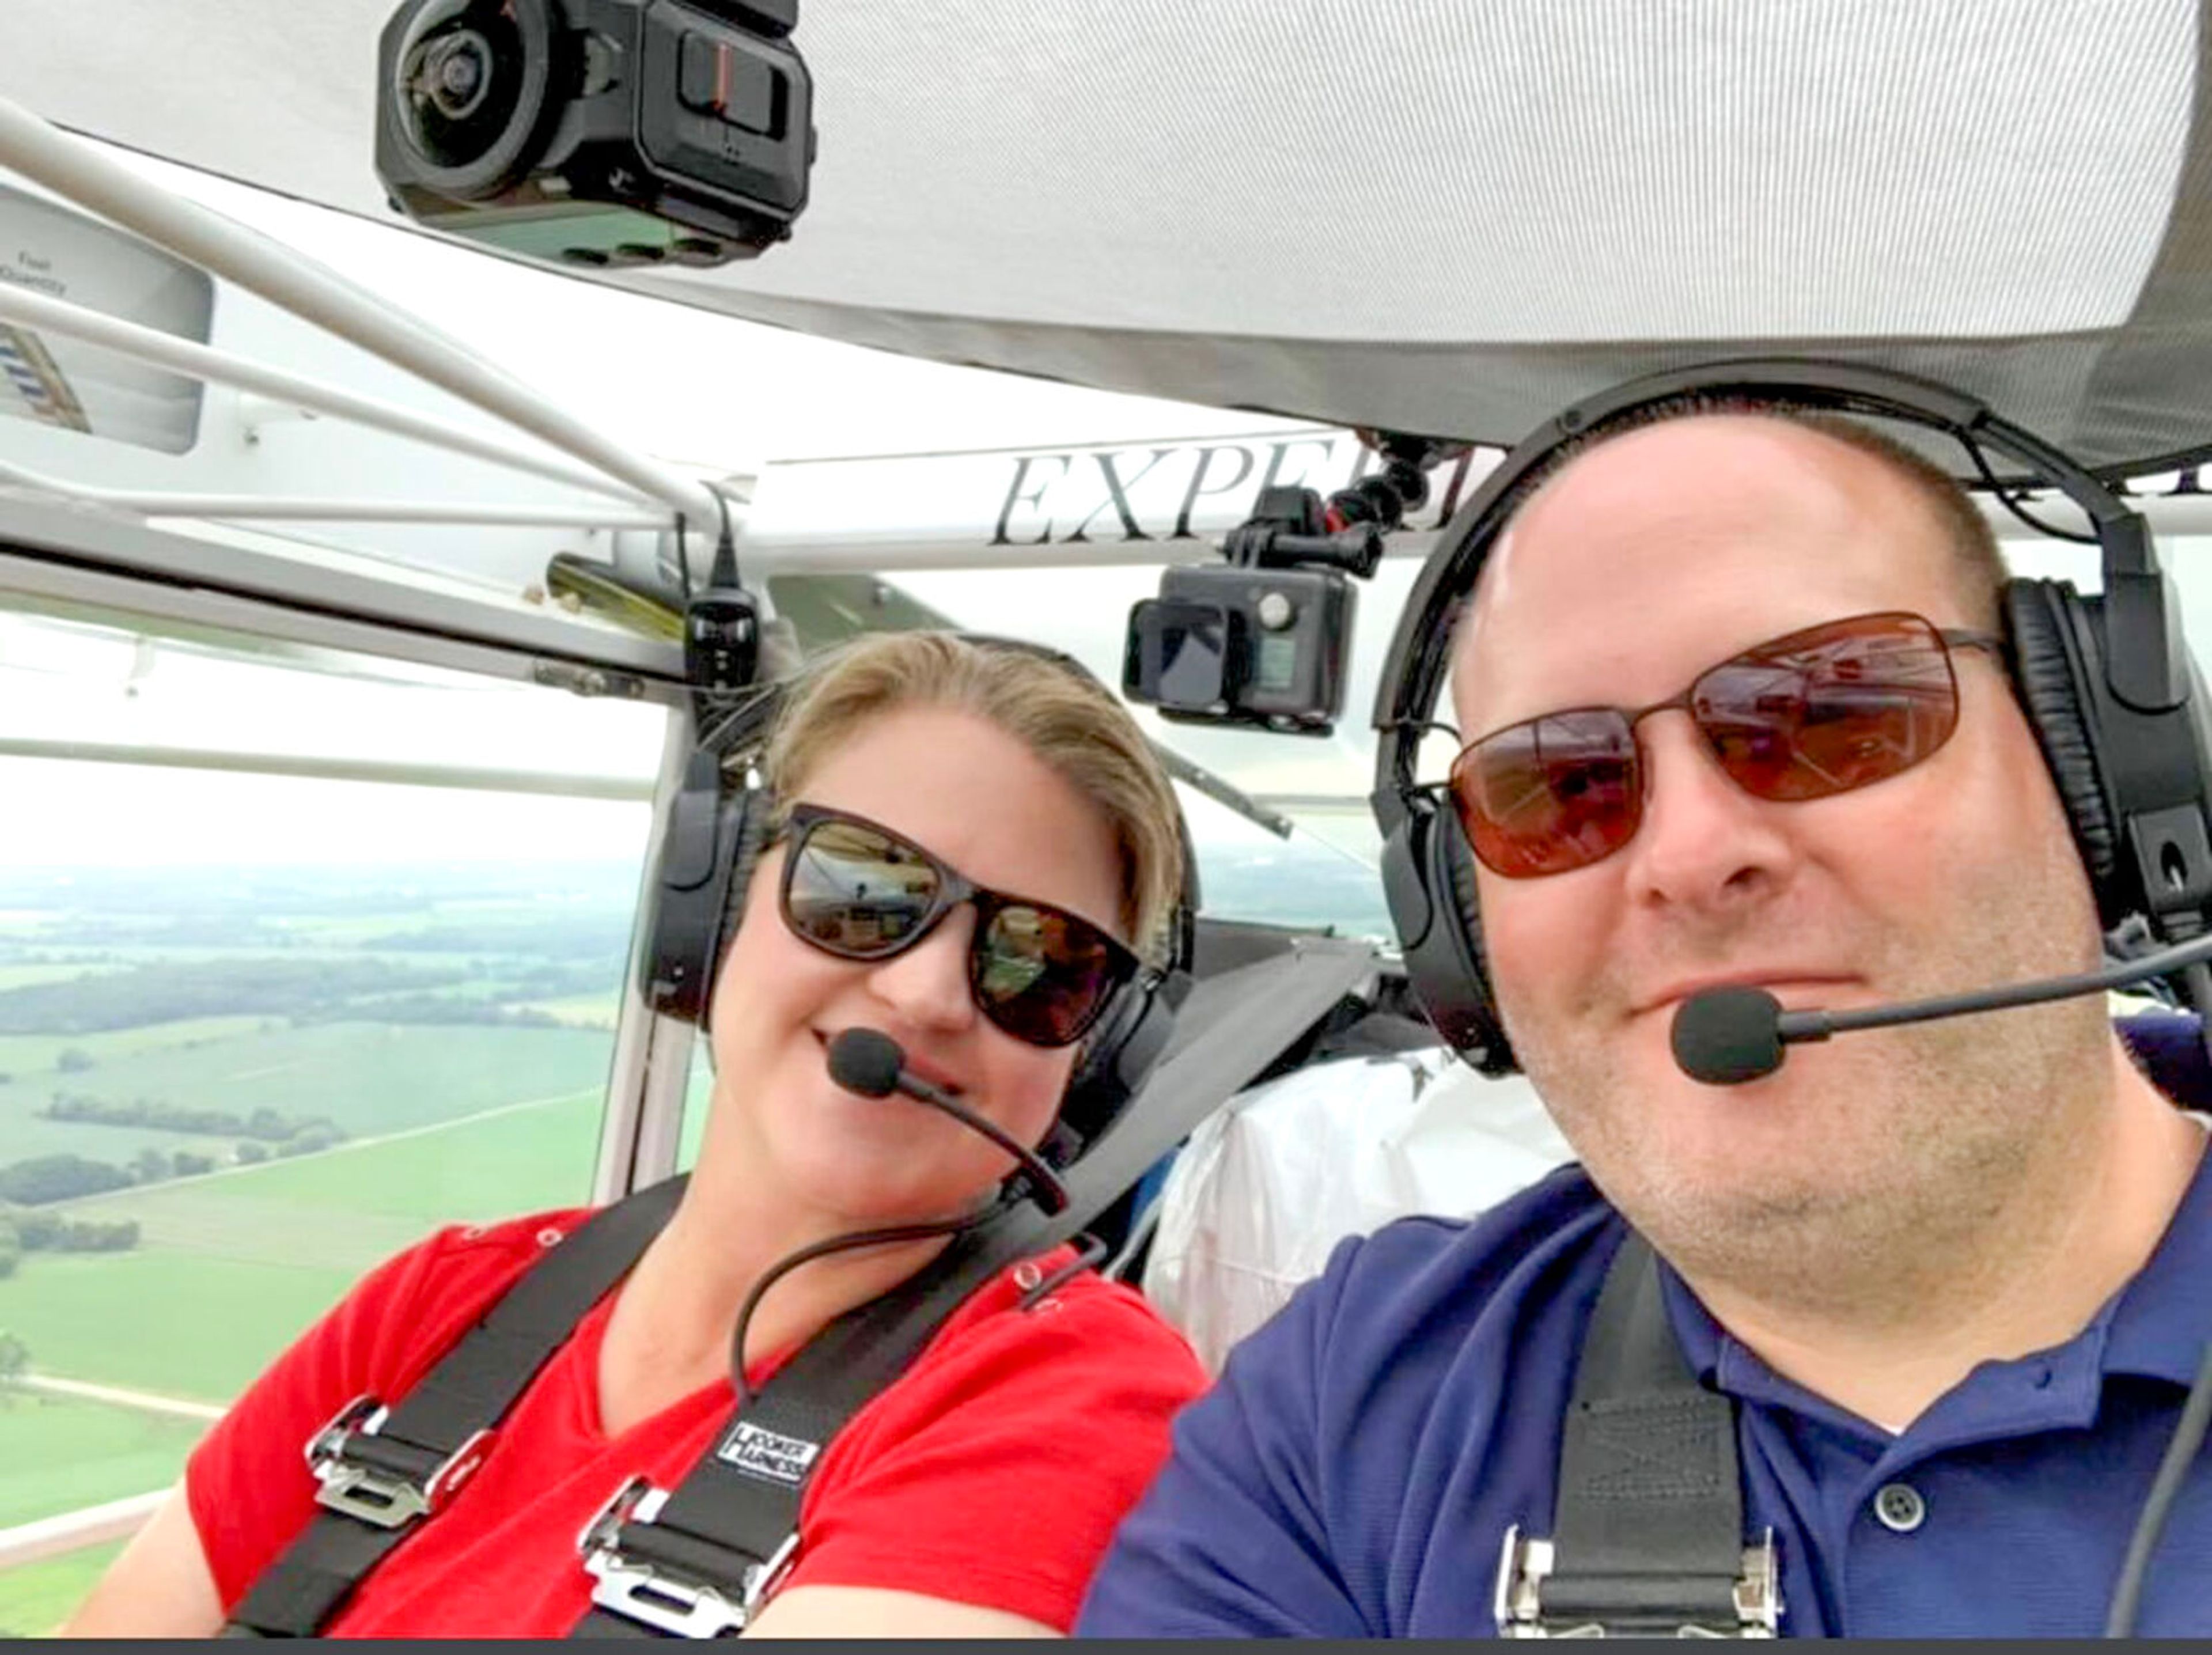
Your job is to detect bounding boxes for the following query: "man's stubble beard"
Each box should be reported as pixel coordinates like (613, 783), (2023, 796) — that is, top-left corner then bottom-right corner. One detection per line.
(1500, 836), (2111, 1320)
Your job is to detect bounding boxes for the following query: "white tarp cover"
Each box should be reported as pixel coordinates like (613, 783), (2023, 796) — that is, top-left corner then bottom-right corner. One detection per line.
(7, 2), (2212, 470)
(1143, 1049), (1572, 1371)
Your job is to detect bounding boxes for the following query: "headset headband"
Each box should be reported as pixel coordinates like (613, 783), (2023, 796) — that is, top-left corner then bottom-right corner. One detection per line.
(1372, 357), (2176, 827)
(948, 631), (1200, 976)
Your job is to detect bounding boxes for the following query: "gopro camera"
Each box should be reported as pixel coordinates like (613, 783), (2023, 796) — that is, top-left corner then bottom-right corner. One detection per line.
(1124, 484), (1381, 736)
(375, 0), (814, 269)
(1126, 566), (1357, 735)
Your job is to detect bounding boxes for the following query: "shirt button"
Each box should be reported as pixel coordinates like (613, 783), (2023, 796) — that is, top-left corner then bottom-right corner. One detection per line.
(1873, 1482), (1926, 1533)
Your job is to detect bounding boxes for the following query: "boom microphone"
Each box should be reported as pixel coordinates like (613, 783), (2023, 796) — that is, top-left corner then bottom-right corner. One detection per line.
(1671, 929), (2212, 1086)
(826, 1028), (1070, 1213)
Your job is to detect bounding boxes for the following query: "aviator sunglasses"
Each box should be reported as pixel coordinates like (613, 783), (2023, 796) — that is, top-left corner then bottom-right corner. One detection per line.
(1449, 610), (2006, 878)
(775, 802), (1141, 1047)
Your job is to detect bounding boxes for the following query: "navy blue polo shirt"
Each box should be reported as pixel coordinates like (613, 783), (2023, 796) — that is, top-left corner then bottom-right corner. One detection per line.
(1080, 1142), (2212, 1637)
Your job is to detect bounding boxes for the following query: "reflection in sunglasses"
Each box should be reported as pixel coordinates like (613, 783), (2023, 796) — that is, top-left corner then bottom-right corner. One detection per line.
(1451, 612), (1998, 878)
(978, 945), (1049, 999)
(775, 802), (1139, 1047)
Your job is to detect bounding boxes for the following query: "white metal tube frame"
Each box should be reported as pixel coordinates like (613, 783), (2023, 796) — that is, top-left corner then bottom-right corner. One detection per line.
(0, 282), (660, 506)
(593, 702), (701, 1204)
(0, 93), (726, 535)
(0, 1489), (165, 1574)
(0, 736), (657, 801)
(0, 456), (668, 530)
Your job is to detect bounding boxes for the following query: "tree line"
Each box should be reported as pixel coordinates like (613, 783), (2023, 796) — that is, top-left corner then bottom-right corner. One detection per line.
(0, 1131), (346, 1208)
(0, 957), (473, 1034)
(0, 1205), (139, 1275)
(0, 954), (615, 1036)
(43, 1093), (343, 1143)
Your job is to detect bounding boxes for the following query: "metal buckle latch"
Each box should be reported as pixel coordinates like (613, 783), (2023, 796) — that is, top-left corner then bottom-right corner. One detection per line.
(1494, 1525), (1782, 1638)
(577, 1475), (799, 1637)
(304, 1393), (495, 1531)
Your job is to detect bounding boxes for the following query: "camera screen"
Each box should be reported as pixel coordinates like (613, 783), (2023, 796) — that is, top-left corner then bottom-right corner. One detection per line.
(1255, 632), (1298, 694)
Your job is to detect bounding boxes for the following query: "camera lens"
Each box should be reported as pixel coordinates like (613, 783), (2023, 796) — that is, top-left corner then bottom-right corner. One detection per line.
(393, 0), (535, 177)
(422, 31), (491, 121)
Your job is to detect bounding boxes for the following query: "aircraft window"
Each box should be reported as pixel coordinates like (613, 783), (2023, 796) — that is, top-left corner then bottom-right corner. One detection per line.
(770, 564), (1411, 944)
(0, 607), (664, 1634)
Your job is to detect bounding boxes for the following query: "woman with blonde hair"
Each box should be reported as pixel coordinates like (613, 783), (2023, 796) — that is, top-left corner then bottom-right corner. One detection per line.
(67, 632), (1206, 1639)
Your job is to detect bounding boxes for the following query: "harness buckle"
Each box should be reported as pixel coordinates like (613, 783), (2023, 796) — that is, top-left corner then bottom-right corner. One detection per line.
(577, 1475), (798, 1637)
(1494, 1524), (1782, 1638)
(304, 1393), (495, 1531)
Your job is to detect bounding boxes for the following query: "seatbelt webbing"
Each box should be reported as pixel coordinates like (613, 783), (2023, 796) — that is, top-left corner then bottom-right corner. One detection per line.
(221, 1178), (689, 1638)
(1535, 1232), (1751, 1634)
(566, 1221), (1022, 1636)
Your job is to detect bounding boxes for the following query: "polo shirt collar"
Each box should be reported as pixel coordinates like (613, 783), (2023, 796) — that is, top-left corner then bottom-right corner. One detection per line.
(2101, 1123), (2212, 1387)
(1653, 1125), (2212, 1409)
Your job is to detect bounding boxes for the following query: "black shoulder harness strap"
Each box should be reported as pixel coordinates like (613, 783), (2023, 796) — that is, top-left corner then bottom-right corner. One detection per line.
(223, 937), (1383, 1639)
(566, 1211), (1046, 1638)
(1494, 1232), (1783, 1638)
(224, 1176), (690, 1637)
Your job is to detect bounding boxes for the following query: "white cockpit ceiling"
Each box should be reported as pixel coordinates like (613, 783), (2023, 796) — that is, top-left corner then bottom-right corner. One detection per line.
(7, 1), (2212, 471)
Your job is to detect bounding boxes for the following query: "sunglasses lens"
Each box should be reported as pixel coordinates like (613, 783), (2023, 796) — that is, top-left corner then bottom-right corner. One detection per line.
(783, 817), (942, 955)
(974, 905), (1125, 1047)
(782, 809), (1130, 1048)
(1695, 614), (1960, 802)
(1450, 613), (1971, 879)
(1452, 709), (1640, 877)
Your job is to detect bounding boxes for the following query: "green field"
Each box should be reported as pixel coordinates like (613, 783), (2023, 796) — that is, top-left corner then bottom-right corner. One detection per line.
(0, 1252), (360, 1403)
(66, 1022), (609, 1135)
(0, 1087), (605, 1400)
(0, 1396), (192, 1628)
(0, 1539), (121, 1637)
(64, 1085), (605, 1236)
(0, 1393), (205, 1529)
(0, 864), (647, 1585)
(0, 1015), (267, 1081)
(0, 1020), (614, 1166)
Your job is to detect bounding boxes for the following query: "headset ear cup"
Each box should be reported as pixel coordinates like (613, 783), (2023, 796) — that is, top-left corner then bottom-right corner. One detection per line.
(645, 752), (745, 1028)
(697, 786), (771, 1035)
(727, 788), (773, 934)
(1056, 970), (1180, 1155)
(1381, 803), (1518, 1074)
(2004, 579), (2120, 906)
(1438, 820), (1518, 1075)
(1060, 994), (1130, 1147)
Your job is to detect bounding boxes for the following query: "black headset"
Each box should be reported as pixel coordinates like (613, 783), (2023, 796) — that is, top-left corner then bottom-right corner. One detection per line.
(1372, 358), (2212, 1075)
(642, 634), (1197, 1160)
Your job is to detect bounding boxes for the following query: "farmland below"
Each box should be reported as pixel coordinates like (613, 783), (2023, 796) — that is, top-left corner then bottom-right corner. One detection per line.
(0, 859), (642, 1633)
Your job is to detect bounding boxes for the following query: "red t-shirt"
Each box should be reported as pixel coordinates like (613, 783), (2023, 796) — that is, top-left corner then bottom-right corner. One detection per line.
(184, 1208), (1207, 1637)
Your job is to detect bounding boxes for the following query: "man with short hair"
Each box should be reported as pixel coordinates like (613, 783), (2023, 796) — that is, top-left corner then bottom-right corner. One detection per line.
(1077, 406), (2212, 1637)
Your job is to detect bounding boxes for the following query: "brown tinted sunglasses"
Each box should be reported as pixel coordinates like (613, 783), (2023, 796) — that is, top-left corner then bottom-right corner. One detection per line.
(1449, 611), (2005, 878)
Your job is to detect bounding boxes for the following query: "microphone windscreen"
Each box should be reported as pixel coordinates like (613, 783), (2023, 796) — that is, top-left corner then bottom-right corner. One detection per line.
(827, 1027), (905, 1098)
(1670, 986), (1786, 1086)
